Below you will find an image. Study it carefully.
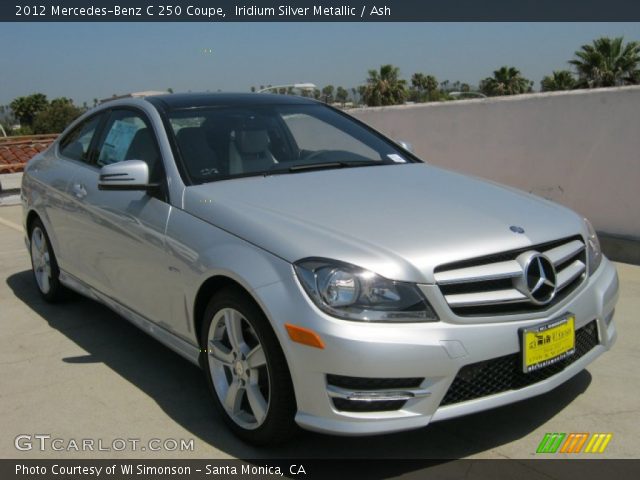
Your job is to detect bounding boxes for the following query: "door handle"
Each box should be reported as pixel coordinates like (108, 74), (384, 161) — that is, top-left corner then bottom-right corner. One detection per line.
(72, 183), (87, 199)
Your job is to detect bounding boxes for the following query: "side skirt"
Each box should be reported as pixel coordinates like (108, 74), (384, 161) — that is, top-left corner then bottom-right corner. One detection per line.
(59, 270), (201, 366)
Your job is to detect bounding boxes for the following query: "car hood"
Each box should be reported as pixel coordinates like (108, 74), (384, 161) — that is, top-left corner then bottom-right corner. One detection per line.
(184, 164), (584, 283)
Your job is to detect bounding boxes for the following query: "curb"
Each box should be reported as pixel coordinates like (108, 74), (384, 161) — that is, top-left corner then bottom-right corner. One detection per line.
(0, 172), (22, 192)
(0, 173), (22, 206)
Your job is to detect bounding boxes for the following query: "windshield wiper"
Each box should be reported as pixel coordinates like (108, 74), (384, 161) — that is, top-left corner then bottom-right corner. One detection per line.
(288, 162), (347, 172)
(289, 160), (385, 172)
(263, 160), (386, 177)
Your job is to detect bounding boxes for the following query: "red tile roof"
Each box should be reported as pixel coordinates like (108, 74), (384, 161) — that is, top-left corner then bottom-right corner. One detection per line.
(0, 135), (57, 173)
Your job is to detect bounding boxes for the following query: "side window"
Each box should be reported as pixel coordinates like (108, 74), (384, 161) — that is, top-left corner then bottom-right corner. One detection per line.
(58, 114), (103, 163)
(96, 110), (163, 182)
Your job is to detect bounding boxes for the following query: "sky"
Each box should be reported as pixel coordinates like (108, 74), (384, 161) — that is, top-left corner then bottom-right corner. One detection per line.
(1, 22), (639, 106)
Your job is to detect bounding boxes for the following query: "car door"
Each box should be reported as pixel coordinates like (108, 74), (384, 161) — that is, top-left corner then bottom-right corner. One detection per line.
(40, 112), (106, 276)
(66, 107), (175, 329)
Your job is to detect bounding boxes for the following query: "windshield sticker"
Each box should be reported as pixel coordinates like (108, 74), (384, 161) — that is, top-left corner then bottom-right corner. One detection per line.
(387, 154), (407, 163)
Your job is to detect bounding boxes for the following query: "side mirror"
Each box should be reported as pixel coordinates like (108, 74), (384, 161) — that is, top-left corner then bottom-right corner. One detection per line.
(98, 160), (158, 191)
(396, 140), (414, 153)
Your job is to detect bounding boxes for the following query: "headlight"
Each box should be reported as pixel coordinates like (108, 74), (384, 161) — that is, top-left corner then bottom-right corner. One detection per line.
(294, 258), (438, 322)
(584, 218), (602, 275)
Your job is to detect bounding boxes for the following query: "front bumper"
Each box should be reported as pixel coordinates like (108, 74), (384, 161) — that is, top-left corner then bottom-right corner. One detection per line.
(256, 256), (618, 436)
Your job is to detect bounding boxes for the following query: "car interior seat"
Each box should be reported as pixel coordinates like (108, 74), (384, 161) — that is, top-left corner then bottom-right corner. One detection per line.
(229, 129), (277, 175)
(125, 127), (162, 182)
(176, 127), (221, 179)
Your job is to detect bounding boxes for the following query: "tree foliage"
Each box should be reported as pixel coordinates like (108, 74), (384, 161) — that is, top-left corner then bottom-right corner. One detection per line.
(335, 86), (349, 105)
(32, 97), (83, 134)
(541, 70), (576, 91)
(10, 93), (48, 127)
(363, 64), (407, 106)
(321, 85), (335, 103)
(569, 36), (640, 88)
(409, 73), (439, 102)
(479, 66), (532, 96)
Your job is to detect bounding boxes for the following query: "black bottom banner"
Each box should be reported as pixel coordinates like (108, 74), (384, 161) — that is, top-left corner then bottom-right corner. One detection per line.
(4, 459), (640, 480)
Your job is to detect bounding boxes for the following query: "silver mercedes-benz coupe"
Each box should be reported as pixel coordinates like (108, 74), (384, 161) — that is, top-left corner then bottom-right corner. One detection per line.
(22, 93), (618, 444)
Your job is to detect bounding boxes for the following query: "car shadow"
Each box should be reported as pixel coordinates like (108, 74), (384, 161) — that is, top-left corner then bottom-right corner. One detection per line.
(8, 270), (592, 468)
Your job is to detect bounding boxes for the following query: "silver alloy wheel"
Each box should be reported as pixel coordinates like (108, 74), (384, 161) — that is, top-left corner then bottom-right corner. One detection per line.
(30, 226), (52, 295)
(206, 307), (270, 429)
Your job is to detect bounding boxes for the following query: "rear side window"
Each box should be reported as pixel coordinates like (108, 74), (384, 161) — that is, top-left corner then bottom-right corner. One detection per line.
(58, 114), (103, 162)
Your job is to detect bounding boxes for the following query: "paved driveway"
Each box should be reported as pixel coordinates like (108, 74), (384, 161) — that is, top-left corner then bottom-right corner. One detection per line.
(1, 204), (638, 460)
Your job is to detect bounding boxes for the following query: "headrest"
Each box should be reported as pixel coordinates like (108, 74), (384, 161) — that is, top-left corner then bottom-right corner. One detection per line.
(235, 130), (269, 154)
(126, 128), (156, 161)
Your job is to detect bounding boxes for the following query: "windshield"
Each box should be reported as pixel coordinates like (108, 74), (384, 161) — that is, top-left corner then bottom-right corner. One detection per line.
(166, 104), (417, 184)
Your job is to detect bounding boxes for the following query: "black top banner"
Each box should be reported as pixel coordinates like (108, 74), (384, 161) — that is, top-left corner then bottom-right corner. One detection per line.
(4, 0), (640, 22)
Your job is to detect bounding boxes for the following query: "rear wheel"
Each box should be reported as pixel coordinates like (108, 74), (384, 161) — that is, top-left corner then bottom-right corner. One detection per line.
(200, 288), (298, 444)
(29, 218), (66, 302)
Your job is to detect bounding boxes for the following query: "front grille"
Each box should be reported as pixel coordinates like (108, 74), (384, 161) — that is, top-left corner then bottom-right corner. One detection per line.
(440, 320), (599, 406)
(434, 236), (587, 316)
(327, 375), (424, 412)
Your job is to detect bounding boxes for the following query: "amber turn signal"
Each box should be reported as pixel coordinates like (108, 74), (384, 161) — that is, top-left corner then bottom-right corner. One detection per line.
(285, 324), (325, 349)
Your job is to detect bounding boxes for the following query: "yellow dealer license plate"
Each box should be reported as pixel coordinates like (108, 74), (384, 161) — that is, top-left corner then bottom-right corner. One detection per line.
(522, 314), (575, 373)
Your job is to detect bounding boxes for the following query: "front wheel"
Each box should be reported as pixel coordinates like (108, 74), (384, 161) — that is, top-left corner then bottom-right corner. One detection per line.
(29, 218), (67, 302)
(200, 288), (298, 445)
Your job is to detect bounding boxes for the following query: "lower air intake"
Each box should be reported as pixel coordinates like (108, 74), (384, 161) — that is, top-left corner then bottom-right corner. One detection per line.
(440, 320), (599, 406)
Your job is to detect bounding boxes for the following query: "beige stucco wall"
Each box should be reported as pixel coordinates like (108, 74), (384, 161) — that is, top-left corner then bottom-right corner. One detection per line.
(350, 86), (640, 239)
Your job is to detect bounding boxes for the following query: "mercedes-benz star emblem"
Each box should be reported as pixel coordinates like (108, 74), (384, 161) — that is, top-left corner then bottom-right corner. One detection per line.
(514, 252), (557, 305)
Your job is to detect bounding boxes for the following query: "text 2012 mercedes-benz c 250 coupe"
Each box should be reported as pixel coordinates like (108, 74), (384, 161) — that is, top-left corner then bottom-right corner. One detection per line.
(22, 93), (618, 444)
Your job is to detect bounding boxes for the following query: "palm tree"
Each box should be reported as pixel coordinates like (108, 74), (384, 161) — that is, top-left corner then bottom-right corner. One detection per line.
(409, 73), (427, 102)
(9, 93), (48, 127)
(410, 72), (426, 89)
(569, 37), (640, 88)
(321, 85), (335, 103)
(479, 66), (532, 96)
(410, 73), (440, 102)
(363, 64), (407, 106)
(425, 75), (439, 95)
(540, 70), (576, 91)
(336, 86), (349, 105)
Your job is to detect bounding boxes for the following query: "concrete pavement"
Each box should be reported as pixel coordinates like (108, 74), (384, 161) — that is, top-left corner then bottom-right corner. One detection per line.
(1, 204), (638, 461)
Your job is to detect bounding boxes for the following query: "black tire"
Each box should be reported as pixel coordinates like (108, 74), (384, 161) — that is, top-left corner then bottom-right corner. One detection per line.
(200, 287), (298, 445)
(28, 218), (67, 302)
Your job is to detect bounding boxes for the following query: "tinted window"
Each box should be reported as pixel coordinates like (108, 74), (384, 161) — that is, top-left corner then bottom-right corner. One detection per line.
(58, 114), (103, 162)
(282, 112), (379, 160)
(167, 104), (415, 184)
(96, 110), (163, 182)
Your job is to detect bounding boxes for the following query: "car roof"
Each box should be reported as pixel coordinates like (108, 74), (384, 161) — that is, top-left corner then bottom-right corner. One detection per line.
(146, 92), (318, 110)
